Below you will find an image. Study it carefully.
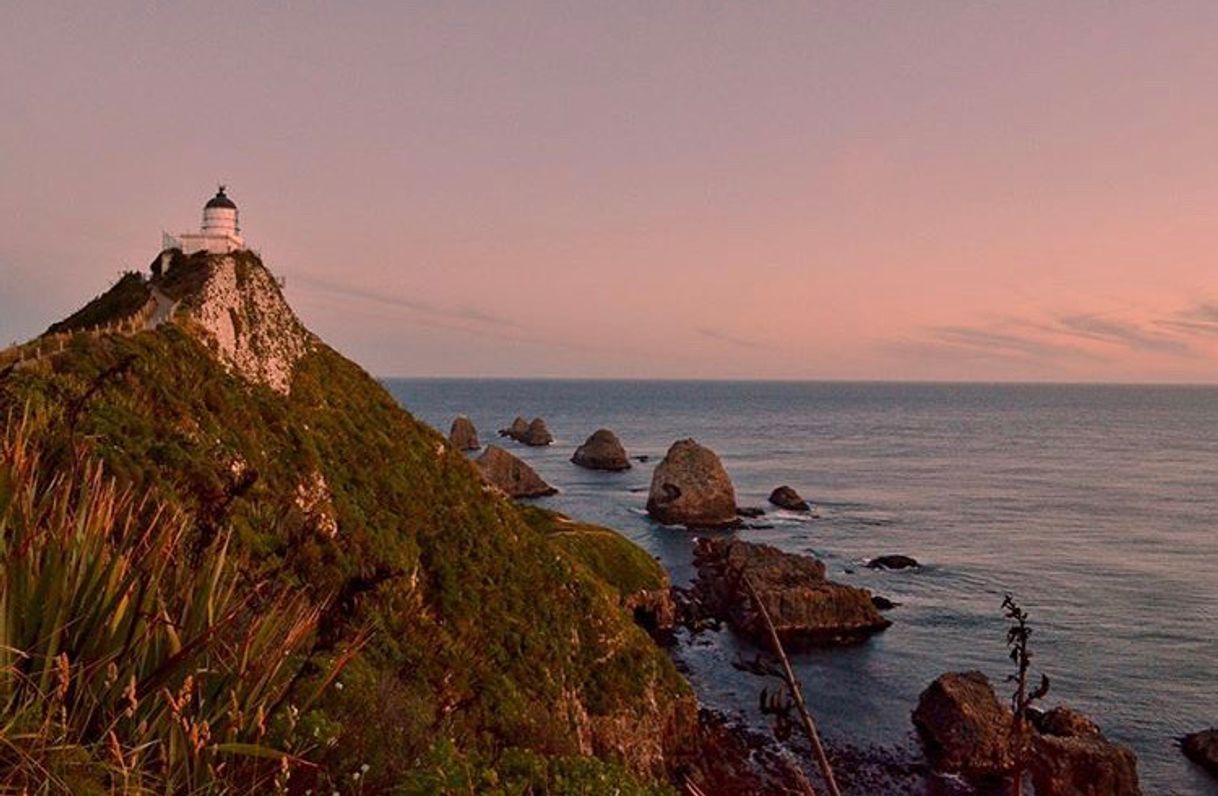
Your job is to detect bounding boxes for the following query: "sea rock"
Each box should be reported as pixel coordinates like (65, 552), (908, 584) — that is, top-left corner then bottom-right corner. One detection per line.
(571, 428), (631, 471)
(519, 417), (554, 446)
(690, 537), (890, 646)
(768, 485), (811, 512)
(1031, 730), (1141, 796)
(735, 506), (765, 518)
(1034, 706), (1102, 739)
(623, 588), (677, 635)
(1181, 729), (1218, 776)
(449, 415), (480, 450)
(914, 673), (1142, 795)
(871, 595), (898, 610)
(500, 416), (529, 439)
(913, 671), (1014, 783)
(867, 554), (920, 570)
(646, 439), (738, 528)
(475, 445), (557, 498)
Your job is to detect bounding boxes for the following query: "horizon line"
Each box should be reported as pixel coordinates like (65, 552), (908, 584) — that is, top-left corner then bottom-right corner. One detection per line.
(375, 375), (1218, 388)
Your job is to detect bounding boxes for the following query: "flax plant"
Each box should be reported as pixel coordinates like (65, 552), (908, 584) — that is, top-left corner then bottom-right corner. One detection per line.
(0, 409), (332, 793)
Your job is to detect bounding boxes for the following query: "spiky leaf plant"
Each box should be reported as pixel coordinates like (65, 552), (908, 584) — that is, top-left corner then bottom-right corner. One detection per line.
(0, 409), (334, 793)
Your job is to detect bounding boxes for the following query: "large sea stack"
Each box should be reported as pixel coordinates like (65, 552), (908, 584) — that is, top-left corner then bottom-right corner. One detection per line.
(500, 416), (529, 439)
(646, 438), (737, 528)
(518, 417), (554, 446)
(572, 428), (631, 471)
(449, 415), (480, 450)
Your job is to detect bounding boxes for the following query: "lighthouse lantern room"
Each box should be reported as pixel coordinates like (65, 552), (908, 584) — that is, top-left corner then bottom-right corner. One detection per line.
(165, 186), (246, 255)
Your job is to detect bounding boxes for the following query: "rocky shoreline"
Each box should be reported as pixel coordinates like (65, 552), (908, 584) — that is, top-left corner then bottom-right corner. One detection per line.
(447, 414), (1187, 794)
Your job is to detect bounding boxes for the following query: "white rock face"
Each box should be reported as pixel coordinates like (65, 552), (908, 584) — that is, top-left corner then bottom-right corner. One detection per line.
(185, 256), (314, 394)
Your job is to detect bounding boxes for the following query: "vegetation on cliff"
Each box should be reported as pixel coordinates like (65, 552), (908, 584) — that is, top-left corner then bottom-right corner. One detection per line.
(0, 252), (691, 793)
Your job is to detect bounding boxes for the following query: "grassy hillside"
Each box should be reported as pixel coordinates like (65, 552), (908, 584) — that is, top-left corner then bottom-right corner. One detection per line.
(0, 253), (694, 794)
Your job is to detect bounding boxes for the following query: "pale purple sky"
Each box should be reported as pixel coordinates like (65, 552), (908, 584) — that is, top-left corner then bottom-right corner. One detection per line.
(4, 3), (1218, 380)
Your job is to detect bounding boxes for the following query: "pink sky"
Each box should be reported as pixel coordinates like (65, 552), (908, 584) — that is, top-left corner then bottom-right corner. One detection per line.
(3, 3), (1218, 381)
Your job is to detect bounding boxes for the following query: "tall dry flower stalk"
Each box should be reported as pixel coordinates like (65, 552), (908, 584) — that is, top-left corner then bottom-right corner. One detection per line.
(1003, 593), (1050, 796)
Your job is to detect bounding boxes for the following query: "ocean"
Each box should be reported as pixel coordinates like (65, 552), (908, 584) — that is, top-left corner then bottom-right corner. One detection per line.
(383, 379), (1218, 795)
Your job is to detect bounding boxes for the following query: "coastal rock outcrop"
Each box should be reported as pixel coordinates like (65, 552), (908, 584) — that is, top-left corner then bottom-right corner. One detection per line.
(646, 439), (738, 528)
(914, 672), (1141, 795)
(1181, 729), (1218, 776)
(572, 428), (631, 471)
(768, 485), (810, 512)
(690, 538), (890, 646)
(867, 554), (920, 570)
(1032, 720), (1141, 796)
(500, 416), (529, 439)
(913, 671), (1014, 783)
(163, 251), (315, 394)
(475, 445), (557, 498)
(449, 415), (480, 450)
(1034, 706), (1101, 739)
(499, 416), (553, 446)
(624, 588), (677, 635)
(519, 417), (554, 446)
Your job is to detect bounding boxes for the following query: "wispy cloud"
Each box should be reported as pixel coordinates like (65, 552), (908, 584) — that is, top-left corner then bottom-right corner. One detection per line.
(1055, 313), (1192, 355)
(928, 325), (1093, 361)
(1157, 303), (1218, 337)
(898, 301), (1218, 369)
(293, 273), (517, 328)
(698, 327), (766, 350)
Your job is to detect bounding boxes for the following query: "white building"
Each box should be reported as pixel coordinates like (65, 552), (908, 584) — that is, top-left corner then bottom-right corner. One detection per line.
(164, 186), (246, 254)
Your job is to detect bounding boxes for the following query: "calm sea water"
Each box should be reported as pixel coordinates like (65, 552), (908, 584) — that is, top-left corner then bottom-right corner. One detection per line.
(384, 379), (1218, 795)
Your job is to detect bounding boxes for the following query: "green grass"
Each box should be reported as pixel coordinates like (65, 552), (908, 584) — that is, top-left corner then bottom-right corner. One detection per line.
(0, 257), (691, 792)
(519, 505), (669, 598)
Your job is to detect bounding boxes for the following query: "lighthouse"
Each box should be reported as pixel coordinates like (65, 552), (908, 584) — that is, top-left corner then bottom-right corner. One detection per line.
(165, 186), (247, 255)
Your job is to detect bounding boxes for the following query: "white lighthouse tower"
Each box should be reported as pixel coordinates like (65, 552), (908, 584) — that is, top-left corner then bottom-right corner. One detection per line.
(166, 186), (247, 255)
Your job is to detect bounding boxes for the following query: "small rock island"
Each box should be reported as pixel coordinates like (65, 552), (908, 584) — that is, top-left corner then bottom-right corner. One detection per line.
(571, 428), (631, 471)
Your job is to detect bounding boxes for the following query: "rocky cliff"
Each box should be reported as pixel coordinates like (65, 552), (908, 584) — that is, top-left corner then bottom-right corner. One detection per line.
(0, 250), (700, 793)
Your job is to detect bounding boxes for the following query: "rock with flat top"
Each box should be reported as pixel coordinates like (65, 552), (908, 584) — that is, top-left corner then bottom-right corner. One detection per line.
(646, 439), (738, 528)
(867, 554), (919, 570)
(690, 537), (889, 646)
(572, 428), (630, 471)
(475, 445), (556, 498)
(449, 415), (480, 450)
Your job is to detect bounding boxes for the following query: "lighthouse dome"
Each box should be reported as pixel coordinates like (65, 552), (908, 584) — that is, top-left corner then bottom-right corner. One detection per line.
(205, 186), (237, 210)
